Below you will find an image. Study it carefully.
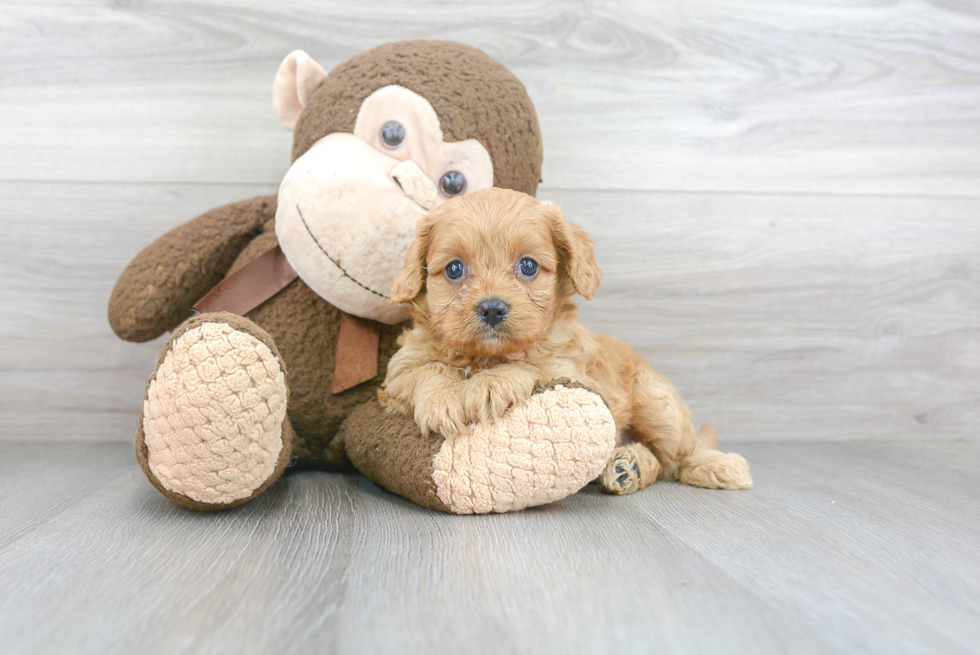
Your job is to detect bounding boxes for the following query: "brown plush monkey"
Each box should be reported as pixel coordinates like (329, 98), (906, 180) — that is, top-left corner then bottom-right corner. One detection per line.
(109, 41), (616, 514)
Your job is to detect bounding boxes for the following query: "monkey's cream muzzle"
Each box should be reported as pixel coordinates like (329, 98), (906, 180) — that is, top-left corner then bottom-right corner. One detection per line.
(275, 84), (494, 325)
(276, 133), (433, 324)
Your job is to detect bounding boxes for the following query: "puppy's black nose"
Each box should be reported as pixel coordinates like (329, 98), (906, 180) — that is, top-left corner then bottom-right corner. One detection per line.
(477, 298), (509, 327)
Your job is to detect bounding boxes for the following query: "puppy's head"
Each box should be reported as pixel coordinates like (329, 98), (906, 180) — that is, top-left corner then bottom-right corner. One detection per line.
(390, 188), (601, 358)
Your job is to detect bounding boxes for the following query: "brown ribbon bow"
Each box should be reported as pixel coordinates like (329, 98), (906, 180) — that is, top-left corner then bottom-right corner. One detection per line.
(193, 244), (381, 394)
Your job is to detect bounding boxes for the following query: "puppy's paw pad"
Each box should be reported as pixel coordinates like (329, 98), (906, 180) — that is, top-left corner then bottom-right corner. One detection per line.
(598, 449), (641, 495)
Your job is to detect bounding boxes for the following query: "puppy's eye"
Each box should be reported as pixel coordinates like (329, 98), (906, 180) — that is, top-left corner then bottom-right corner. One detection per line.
(439, 171), (467, 197)
(445, 260), (466, 281)
(381, 121), (405, 149)
(518, 258), (539, 278)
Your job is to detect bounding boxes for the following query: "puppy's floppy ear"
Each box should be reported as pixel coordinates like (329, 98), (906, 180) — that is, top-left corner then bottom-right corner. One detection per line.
(389, 215), (434, 304)
(543, 201), (602, 300)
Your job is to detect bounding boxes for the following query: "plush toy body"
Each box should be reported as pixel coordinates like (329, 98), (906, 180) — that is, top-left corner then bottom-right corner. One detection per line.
(109, 41), (617, 514)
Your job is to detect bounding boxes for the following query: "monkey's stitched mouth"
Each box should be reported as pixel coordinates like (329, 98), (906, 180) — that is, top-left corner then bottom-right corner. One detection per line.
(295, 205), (390, 300)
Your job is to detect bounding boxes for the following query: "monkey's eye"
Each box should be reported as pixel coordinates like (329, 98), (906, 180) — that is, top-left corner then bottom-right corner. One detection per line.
(439, 171), (467, 197)
(381, 121), (405, 149)
(445, 260), (466, 281)
(518, 258), (539, 278)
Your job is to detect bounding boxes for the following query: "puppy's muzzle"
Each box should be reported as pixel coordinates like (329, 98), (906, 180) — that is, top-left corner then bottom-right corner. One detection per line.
(477, 298), (509, 328)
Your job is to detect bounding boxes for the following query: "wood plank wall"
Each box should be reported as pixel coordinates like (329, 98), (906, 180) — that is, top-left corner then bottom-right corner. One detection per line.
(1, 1), (977, 442)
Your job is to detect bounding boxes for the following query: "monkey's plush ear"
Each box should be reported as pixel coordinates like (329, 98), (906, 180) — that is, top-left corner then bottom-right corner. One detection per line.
(389, 217), (434, 304)
(272, 50), (329, 131)
(543, 201), (602, 300)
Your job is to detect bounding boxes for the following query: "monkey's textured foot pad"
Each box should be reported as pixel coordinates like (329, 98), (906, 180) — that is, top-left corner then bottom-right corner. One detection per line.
(431, 383), (616, 514)
(142, 320), (288, 507)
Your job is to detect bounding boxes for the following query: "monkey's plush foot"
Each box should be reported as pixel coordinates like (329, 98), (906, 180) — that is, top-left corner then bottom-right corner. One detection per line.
(431, 380), (616, 514)
(344, 379), (617, 514)
(137, 313), (293, 510)
(598, 443), (662, 495)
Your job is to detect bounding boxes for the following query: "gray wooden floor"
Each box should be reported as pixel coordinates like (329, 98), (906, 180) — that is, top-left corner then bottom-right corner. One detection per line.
(1, 440), (978, 655)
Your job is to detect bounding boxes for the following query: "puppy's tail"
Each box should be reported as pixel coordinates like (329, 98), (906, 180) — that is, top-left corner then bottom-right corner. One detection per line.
(696, 423), (719, 451)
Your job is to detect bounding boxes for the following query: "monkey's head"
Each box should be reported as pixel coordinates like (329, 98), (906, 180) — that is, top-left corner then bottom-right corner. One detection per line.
(272, 41), (543, 324)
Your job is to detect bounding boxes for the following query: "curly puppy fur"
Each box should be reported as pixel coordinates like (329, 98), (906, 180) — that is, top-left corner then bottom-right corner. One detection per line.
(380, 188), (751, 494)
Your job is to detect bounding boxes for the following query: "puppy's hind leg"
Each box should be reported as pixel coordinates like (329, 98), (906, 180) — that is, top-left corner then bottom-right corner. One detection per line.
(678, 448), (752, 489)
(598, 443), (661, 495)
(628, 367), (752, 490)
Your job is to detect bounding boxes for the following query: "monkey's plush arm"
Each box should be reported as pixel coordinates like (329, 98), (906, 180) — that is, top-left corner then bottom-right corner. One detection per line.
(108, 195), (277, 342)
(343, 380), (618, 515)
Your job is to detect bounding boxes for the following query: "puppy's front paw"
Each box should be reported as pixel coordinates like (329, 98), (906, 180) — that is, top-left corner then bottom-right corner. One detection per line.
(413, 392), (469, 437)
(460, 372), (536, 424)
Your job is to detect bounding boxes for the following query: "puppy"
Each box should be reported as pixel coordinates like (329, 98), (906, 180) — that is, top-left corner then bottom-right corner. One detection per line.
(379, 188), (751, 494)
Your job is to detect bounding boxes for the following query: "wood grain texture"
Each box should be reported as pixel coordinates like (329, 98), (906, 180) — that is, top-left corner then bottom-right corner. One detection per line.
(0, 181), (278, 441)
(1, 441), (977, 654)
(0, 441), (134, 549)
(2, 181), (976, 442)
(644, 441), (980, 655)
(560, 189), (980, 442)
(1, 1), (979, 194)
(2, 4), (978, 654)
(1, 1), (978, 441)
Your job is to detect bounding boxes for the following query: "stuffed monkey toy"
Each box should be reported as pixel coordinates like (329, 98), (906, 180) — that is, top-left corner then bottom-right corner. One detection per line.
(109, 41), (616, 514)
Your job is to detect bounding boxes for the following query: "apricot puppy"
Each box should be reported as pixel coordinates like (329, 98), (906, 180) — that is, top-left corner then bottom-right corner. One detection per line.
(380, 188), (751, 494)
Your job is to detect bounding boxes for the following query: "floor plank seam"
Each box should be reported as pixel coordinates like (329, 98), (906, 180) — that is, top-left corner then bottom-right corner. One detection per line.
(0, 467), (139, 554)
(3, 178), (980, 202)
